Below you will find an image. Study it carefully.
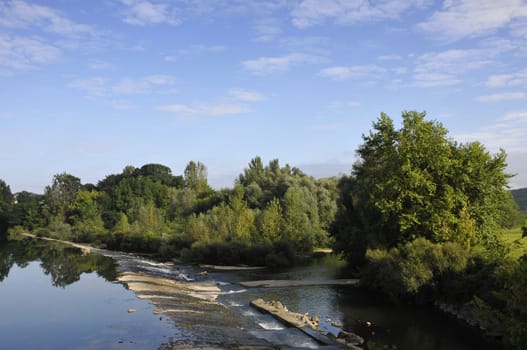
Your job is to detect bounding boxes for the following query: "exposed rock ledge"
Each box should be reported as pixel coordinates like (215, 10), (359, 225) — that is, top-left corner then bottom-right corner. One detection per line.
(241, 279), (360, 288)
(251, 298), (364, 349)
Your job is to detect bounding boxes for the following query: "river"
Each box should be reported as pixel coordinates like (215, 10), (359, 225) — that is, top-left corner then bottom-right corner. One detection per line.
(0, 238), (501, 349)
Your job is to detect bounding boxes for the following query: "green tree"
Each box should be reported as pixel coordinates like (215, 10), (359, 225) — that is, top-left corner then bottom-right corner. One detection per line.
(113, 212), (131, 234)
(0, 180), (13, 236)
(184, 161), (210, 193)
(257, 197), (283, 242)
(45, 173), (82, 222)
(67, 190), (105, 235)
(9, 191), (47, 230)
(333, 111), (510, 264)
(282, 186), (312, 251)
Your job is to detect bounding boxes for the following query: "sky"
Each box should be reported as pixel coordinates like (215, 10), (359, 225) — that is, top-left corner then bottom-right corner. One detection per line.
(1, 0), (527, 193)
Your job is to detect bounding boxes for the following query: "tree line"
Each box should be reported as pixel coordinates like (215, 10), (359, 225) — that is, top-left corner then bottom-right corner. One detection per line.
(0, 158), (338, 267)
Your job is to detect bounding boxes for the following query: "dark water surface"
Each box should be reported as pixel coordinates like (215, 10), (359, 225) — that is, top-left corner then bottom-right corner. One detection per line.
(0, 239), (502, 350)
(212, 254), (502, 350)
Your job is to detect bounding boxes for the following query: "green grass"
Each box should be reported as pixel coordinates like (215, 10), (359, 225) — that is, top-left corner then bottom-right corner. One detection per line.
(500, 226), (527, 259)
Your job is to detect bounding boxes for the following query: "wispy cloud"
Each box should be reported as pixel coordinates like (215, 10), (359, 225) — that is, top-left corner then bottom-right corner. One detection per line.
(0, 35), (61, 70)
(164, 44), (226, 61)
(252, 18), (282, 42)
(69, 75), (176, 96)
(68, 77), (108, 97)
(484, 69), (527, 87)
(474, 92), (527, 103)
(228, 88), (265, 102)
(157, 87), (265, 119)
(319, 64), (386, 81)
(378, 55), (402, 61)
(112, 74), (175, 94)
(418, 0), (527, 40)
(109, 99), (135, 110)
(243, 53), (323, 75)
(121, 0), (180, 26)
(291, 0), (430, 28)
(0, 0), (96, 37)
(157, 103), (251, 118)
(455, 110), (527, 153)
(413, 73), (460, 87)
(413, 48), (492, 87)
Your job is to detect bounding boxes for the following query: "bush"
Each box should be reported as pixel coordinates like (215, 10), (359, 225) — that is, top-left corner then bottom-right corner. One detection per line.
(362, 238), (468, 301)
(180, 240), (291, 267)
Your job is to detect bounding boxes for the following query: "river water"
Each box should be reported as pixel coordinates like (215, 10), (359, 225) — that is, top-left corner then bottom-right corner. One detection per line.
(0, 238), (501, 350)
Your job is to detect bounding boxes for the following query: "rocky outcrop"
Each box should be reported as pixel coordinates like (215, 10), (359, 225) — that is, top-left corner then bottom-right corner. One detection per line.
(250, 298), (364, 349)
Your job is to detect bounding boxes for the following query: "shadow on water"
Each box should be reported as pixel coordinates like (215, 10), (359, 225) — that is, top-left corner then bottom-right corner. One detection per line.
(215, 253), (503, 350)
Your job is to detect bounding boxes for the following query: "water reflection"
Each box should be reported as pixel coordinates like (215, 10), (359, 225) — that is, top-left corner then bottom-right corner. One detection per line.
(0, 238), (174, 350)
(0, 238), (117, 287)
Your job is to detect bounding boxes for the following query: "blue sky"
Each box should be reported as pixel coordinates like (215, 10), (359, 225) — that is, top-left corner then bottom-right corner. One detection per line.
(1, 0), (526, 193)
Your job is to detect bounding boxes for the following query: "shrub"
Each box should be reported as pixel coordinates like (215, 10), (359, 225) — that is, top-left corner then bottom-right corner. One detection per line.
(363, 238), (468, 301)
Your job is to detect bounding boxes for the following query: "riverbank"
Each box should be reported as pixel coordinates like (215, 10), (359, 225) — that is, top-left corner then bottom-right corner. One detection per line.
(19, 232), (93, 254)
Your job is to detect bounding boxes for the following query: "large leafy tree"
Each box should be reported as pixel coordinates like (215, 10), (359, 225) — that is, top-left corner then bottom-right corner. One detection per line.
(333, 111), (510, 264)
(44, 173), (82, 222)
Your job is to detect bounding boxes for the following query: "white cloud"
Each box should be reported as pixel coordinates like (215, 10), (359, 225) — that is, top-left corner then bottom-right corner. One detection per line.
(121, 0), (180, 26)
(69, 74), (175, 96)
(228, 88), (265, 102)
(68, 77), (108, 96)
(109, 99), (135, 110)
(242, 53), (323, 75)
(291, 0), (430, 28)
(378, 55), (402, 61)
(502, 111), (527, 122)
(89, 61), (115, 70)
(253, 18), (282, 42)
(157, 103), (251, 118)
(319, 64), (385, 81)
(474, 92), (527, 103)
(418, 0), (527, 40)
(412, 48), (491, 87)
(413, 73), (461, 87)
(455, 110), (527, 154)
(484, 69), (527, 87)
(164, 45), (226, 61)
(0, 0), (95, 37)
(0, 35), (61, 70)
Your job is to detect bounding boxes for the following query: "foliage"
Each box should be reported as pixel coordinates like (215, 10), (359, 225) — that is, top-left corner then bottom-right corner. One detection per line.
(362, 238), (468, 301)
(332, 111), (510, 265)
(0, 179), (13, 237)
(44, 173), (82, 222)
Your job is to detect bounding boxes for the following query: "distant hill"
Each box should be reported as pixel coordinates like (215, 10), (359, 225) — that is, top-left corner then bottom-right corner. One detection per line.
(511, 188), (527, 212)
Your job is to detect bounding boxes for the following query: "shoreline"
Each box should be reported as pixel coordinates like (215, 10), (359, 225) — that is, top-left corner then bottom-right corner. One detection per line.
(18, 232), (93, 254)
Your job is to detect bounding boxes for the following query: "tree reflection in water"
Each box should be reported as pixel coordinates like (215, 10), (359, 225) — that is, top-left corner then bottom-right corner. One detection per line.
(0, 238), (117, 287)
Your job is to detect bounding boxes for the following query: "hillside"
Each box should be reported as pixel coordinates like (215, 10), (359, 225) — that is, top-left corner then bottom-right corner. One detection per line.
(511, 187), (527, 212)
